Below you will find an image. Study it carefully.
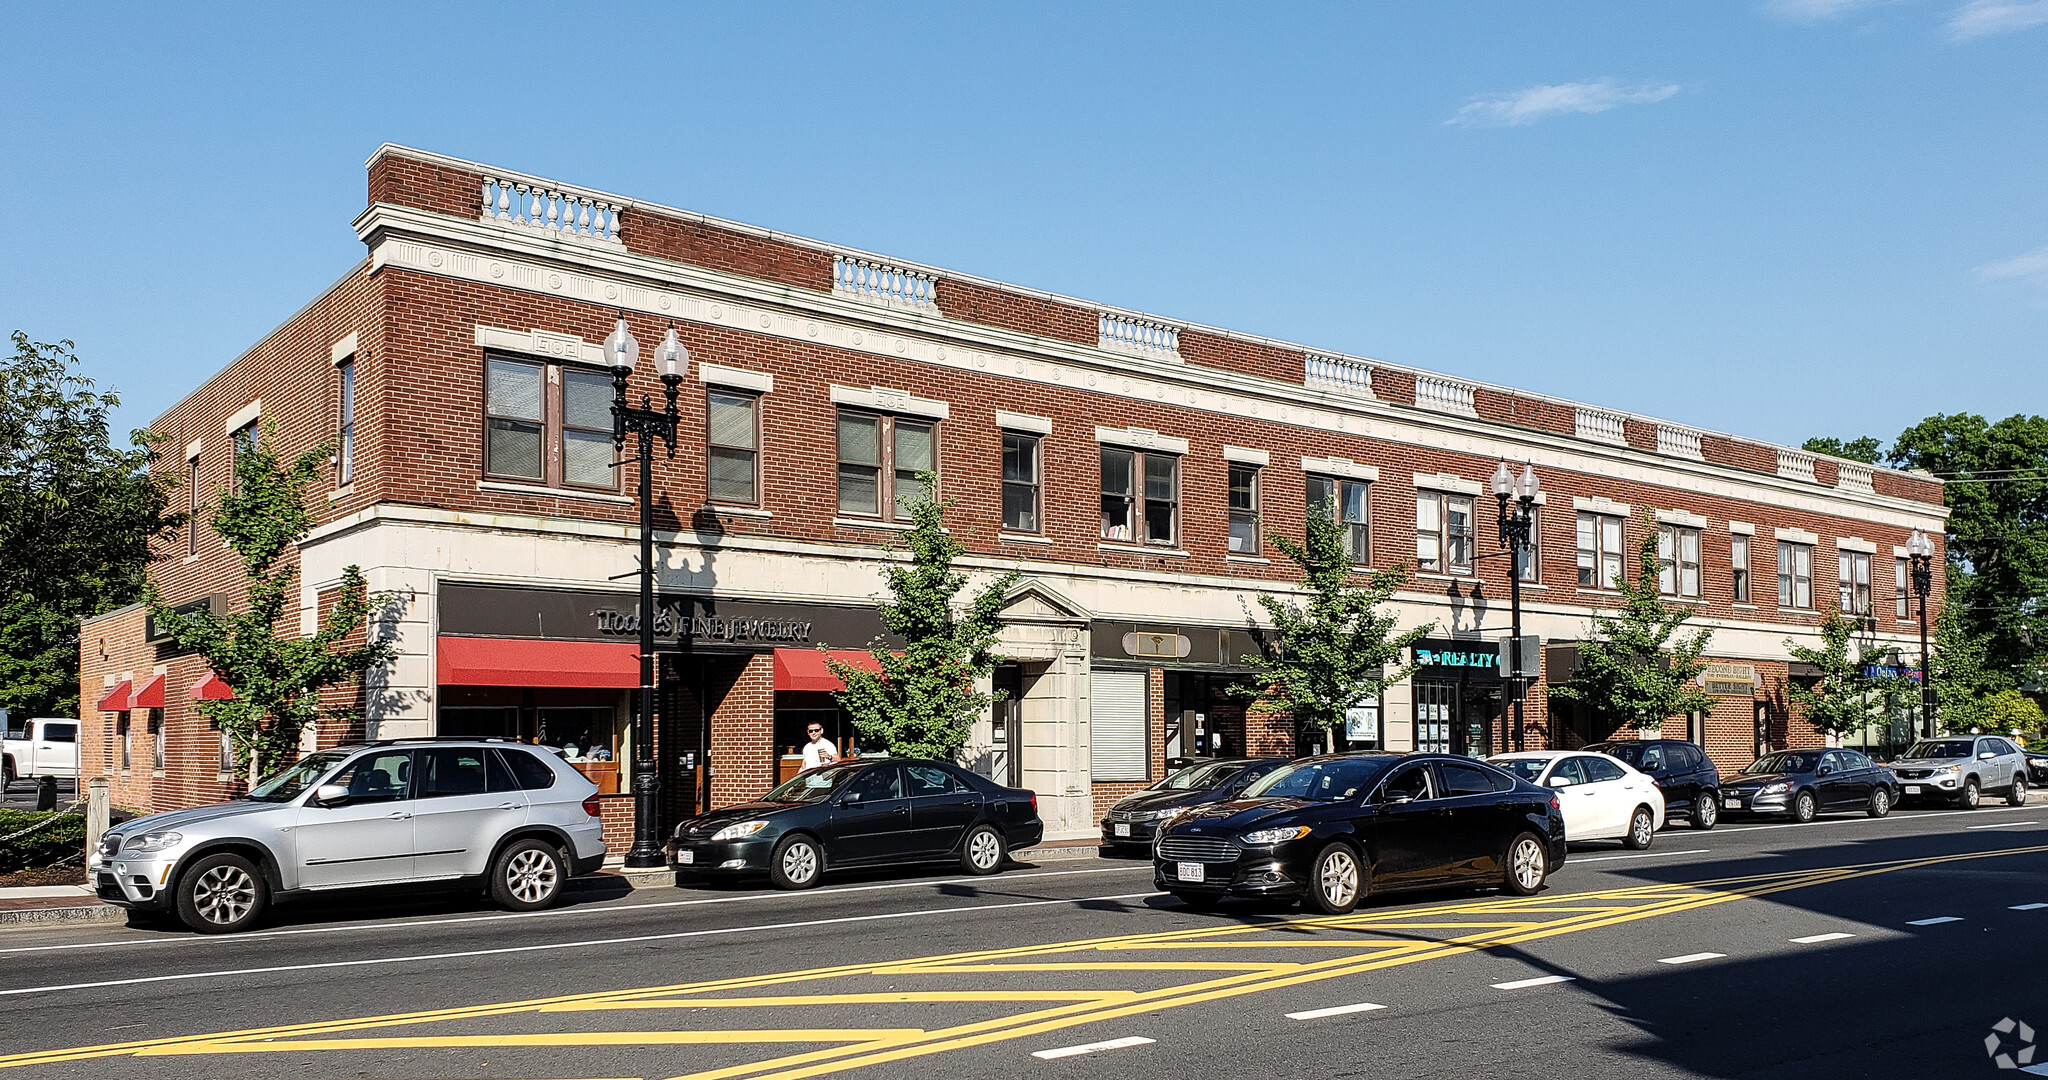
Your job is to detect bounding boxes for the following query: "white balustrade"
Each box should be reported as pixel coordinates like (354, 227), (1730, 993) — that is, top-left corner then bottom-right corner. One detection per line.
(480, 176), (622, 244)
(1413, 374), (1476, 415)
(1836, 462), (1876, 495)
(1657, 424), (1703, 459)
(832, 255), (938, 311)
(1575, 407), (1629, 446)
(1304, 354), (1374, 397)
(1098, 313), (1180, 357)
(1778, 449), (1819, 483)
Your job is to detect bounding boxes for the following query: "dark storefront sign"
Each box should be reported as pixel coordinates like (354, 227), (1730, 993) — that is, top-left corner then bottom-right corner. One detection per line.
(1411, 637), (1503, 680)
(439, 583), (892, 652)
(1090, 622), (1263, 670)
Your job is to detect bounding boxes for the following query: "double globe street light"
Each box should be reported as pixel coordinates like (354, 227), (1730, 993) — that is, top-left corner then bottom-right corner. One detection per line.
(1906, 527), (1937, 740)
(605, 315), (687, 868)
(1491, 461), (1541, 753)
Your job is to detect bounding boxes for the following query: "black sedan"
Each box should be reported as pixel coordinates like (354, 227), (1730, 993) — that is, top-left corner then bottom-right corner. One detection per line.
(667, 758), (1043, 889)
(1100, 757), (1288, 853)
(1151, 753), (1567, 915)
(2026, 750), (2048, 787)
(1720, 748), (1901, 822)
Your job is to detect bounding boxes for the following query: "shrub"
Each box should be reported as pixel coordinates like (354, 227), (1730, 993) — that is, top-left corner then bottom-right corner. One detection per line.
(0, 809), (87, 874)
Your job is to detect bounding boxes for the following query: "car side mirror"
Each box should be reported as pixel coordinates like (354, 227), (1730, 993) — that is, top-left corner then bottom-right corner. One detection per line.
(312, 784), (350, 808)
(1817, 766), (1832, 776)
(840, 791), (863, 805)
(1980, 751), (1998, 760)
(1381, 790), (1415, 806)
(1547, 776), (1571, 788)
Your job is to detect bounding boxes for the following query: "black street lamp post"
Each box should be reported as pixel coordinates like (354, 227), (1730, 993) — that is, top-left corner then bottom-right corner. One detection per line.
(606, 314), (687, 869)
(1907, 528), (1937, 739)
(1491, 461), (1540, 753)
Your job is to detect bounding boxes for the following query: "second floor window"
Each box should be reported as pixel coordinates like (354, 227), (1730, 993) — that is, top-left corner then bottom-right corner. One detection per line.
(1733, 534), (1751, 603)
(1307, 475), (1370, 563)
(706, 389), (760, 504)
(484, 357), (545, 480)
(1002, 432), (1041, 533)
(1658, 525), (1701, 598)
(1513, 508), (1539, 583)
(1101, 448), (1177, 545)
(231, 421), (259, 495)
(1896, 556), (1909, 618)
(336, 359), (356, 486)
(187, 458), (200, 556)
(560, 369), (613, 489)
(1577, 512), (1624, 589)
(483, 356), (618, 491)
(1416, 490), (1473, 574)
(1779, 541), (1814, 610)
(1838, 550), (1872, 615)
(1228, 465), (1261, 554)
(837, 410), (933, 520)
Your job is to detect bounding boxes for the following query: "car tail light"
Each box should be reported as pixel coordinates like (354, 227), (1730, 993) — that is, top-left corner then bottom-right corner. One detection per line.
(1030, 794), (1038, 815)
(1549, 795), (1561, 812)
(582, 794), (602, 818)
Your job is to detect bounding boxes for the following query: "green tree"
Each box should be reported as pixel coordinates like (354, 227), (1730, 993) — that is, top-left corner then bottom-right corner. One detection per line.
(148, 424), (395, 784)
(1985, 689), (2046, 736)
(1233, 498), (1434, 753)
(1548, 512), (1716, 733)
(1802, 435), (1883, 464)
(1783, 608), (1914, 739)
(0, 332), (178, 716)
(1928, 601), (1999, 735)
(1887, 413), (2048, 687)
(828, 475), (1018, 762)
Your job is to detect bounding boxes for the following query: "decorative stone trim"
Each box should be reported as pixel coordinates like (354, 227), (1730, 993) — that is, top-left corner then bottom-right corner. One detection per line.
(1835, 537), (1877, 554)
(1655, 508), (1709, 529)
(475, 325), (607, 365)
(1775, 526), (1820, 545)
(223, 400), (261, 437)
(697, 363), (774, 393)
(1302, 456), (1379, 482)
(330, 331), (359, 365)
(830, 384), (950, 420)
(1729, 521), (1756, 535)
(1575, 407), (1628, 446)
(996, 410), (1053, 435)
(1222, 446), (1271, 466)
(1414, 472), (1482, 496)
(185, 439), (202, 462)
(1095, 426), (1190, 455)
(1573, 495), (1632, 517)
(1305, 354), (1374, 398)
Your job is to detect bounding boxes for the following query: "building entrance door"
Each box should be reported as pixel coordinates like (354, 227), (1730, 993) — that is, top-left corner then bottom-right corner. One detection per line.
(1415, 681), (1456, 754)
(1415, 679), (1503, 757)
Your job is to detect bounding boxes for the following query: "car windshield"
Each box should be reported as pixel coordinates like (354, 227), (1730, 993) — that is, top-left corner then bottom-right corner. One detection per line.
(1156, 761), (1245, 791)
(1904, 741), (1974, 759)
(1592, 743), (1644, 767)
(247, 749), (352, 802)
(1491, 758), (1550, 783)
(1243, 758), (1391, 802)
(1746, 751), (1821, 775)
(762, 765), (863, 804)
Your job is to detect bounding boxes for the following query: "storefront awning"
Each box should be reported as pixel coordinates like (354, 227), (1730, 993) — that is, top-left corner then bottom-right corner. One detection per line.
(190, 672), (235, 701)
(127, 673), (166, 710)
(438, 636), (641, 689)
(774, 649), (883, 693)
(96, 680), (132, 713)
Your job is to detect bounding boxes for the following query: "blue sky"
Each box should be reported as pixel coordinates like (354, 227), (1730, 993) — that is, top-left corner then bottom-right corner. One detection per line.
(3, 1), (2044, 452)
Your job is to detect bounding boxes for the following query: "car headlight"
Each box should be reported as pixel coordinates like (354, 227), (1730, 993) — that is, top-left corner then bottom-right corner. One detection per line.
(1239, 826), (1311, 845)
(1137, 808), (1180, 822)
(1937, 764), (1961, 774)
(710, 820), (770, 842)
(124, 831), (184, 854)
(1758, 782), (1792, 795)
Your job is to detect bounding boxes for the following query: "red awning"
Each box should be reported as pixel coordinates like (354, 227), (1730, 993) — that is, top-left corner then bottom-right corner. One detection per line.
(190, 673), (235, 701)
(438, 637), (640, 689)
(127, 673), (166, 710)
(96, 680), (132, 713)
(773, 649), (883, 693)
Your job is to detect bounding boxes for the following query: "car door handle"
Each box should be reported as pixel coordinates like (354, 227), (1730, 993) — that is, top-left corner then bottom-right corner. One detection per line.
(497, 803), (520, 810)
(387, 811), (411, 820)
(893, 806), (911, 815)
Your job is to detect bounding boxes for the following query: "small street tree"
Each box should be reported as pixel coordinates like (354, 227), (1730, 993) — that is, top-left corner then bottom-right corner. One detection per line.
(1783, 608), (1915, 740)
(1548, 513), (1716, 734)
(149, 425), (395, 784)
(1929, 601), (1998, 735)
(829, 475), (1018, 762)
(1235, 497), (1434, 753)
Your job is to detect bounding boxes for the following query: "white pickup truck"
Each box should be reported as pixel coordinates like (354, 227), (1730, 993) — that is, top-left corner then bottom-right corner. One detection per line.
(2, 717), (79, 790)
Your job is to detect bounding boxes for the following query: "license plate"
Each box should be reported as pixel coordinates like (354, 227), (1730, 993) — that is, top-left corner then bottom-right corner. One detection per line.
(1904, 785), (1921, 794)
(1177, 861), (1205, 883)
(675, 849), (694, 865)
(1113, 823), (1131, 837)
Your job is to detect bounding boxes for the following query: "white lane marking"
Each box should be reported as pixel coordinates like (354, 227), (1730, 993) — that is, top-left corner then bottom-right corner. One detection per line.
(1570, 849), (1708, 863)
(1492, 975), (1575, 990)
(0, 891), (1163, 998)
(1789, 932), (1854, 944)
(1032, 1036), (1155, 1060)
(1712, 803), (2038, 834)
(1286, 1001), (1387, 1020)
(1657, 952), (1727, 965)
(1907, 917), (1963, 926)
(0, 864), (1152, 957)
(1967, 821), (2038, 829)
(2011, 903), (2048, 911)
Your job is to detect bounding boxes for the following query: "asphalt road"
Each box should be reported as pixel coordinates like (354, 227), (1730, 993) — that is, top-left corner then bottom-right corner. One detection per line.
(1, 802), (2044, 1080)
(0, 777), (76, 813)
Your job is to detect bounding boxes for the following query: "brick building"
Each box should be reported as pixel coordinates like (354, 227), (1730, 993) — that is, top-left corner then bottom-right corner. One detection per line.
(78, 145), (1947, 844)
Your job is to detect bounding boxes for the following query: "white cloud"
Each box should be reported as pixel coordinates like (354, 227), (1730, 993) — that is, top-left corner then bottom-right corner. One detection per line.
(1764, 0), (1891, 21)
(1978, 245), (2048, 289)
(1447, 79), (1680, 128)
(1946, 0), (2048, 39)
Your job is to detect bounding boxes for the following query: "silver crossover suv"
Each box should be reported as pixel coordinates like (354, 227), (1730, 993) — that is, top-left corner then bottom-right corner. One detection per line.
(87, 740), (607, 933)
(1889, 735), (2031, 809)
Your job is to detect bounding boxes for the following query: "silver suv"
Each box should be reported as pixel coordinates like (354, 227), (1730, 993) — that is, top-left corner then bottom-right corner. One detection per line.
(1890, 736), (2030, 809)
(87, 740), (606, 933)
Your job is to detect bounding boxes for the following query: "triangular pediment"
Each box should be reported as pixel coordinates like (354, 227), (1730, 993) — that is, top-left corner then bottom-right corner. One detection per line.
(998, 579), (1091, 624)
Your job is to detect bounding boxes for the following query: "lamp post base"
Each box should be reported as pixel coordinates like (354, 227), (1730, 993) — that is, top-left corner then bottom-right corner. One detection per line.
(621, 849), (667, 869)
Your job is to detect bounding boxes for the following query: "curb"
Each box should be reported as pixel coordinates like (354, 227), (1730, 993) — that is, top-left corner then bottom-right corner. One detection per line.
(0, 904), (127, 927)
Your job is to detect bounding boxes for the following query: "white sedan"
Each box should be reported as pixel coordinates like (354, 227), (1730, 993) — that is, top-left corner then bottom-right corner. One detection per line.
(1489, 751), (1666, 849)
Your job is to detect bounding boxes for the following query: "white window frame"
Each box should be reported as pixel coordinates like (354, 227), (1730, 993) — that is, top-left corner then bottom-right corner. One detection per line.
(1416, 489), (1474, 575)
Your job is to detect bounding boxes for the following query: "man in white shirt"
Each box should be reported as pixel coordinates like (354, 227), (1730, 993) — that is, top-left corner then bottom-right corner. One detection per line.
(800, 723), (839, 770)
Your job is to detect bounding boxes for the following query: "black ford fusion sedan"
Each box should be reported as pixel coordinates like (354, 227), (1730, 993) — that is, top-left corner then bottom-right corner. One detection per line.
(667, 758), (1042, 889)
(1100, 757), (1288, 853)
(1152, 753), (1566, 914)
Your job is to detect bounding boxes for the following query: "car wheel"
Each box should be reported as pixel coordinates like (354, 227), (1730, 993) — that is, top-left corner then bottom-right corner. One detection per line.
(1689, 791), (1719, 830)
(769, 834), (823, 890)
(959, 824), (1006, 875)
(174, 852), (268, 934)
(1172, 890), (1223, 910)
(1791, 790), (1818, 824)
(1867, 786), (1892, 818)
(1959, 779), (1981, 809)
(1306, 843), (1363, 915)
(1623, 807), (1656, 850)
(2009, 776), (2029, 807)
(1503, 832), (1548, 896)
(489, 838), (566, 912)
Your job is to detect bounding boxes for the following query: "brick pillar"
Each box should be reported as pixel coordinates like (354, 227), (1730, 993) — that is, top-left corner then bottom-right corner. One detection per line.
(708, 653), (775, 809)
